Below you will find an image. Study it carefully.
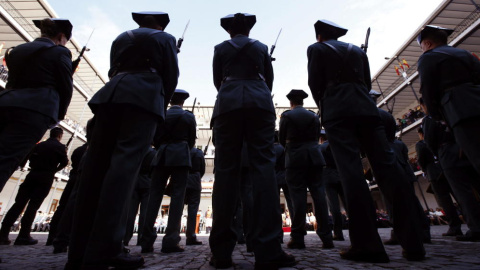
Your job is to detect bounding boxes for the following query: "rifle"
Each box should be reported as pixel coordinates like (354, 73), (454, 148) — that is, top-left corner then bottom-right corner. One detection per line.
(204, 136), (211, 156)
(191, 97), (197, 114)
(72, 28), (95, 73)
(176, 20), (190, 53)
(360, 27), (370, 53)
(269, 28), (282, 61)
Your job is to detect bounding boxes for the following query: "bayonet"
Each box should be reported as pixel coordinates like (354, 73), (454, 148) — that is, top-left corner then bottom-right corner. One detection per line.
(269, 28), (282, 61)
(361, 27), (370, 53)
(191, 97), (197, 114)
(72, 28), (95, 73)
(177, 20), (190, 53)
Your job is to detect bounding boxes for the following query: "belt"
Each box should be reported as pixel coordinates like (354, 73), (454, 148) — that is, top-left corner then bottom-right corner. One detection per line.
(286, 139), (317, 144)
(224, 75), (262, 81)
(115, 68), (157, 76)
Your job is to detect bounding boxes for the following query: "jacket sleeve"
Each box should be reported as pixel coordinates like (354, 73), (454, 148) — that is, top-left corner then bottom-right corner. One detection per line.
(162, 35), (179, 110)
(56, 47), (73, 120)
(188, 113), (197, 150)
(362, 52), (372, 90)
(418, 53), (442, 120)
(198, 151), (206, 178)
(415, 141), (428, 171)
(263, 44), (274, 91)
(307, 45), (323, 108)
(279, 114), (288, 147)
(56, 144), (69, 172)
(213, 45), (223, 91)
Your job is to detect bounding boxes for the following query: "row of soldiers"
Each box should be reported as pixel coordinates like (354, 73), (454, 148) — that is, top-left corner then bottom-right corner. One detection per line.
(0, 8), (479, 270)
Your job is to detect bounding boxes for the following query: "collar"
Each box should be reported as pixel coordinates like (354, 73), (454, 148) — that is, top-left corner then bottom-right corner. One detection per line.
(35, 37), (56, 45)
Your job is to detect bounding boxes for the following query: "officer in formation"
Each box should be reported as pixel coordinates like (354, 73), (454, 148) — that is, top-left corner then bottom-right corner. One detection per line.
(141, 89), (196, 253)
(420, 98), (480, 242)
(0, 127), (68, 246)
(209, 13), (295, 269)
(123, 146), (156, 247)
(184, 147), (206, 245)
(319, 130), (346, 241)
(307, 20), (426, 262)
(0, 18), (73, 192)
(279, 89), (333, 249)
(416, 126), (462, 236)
(417, 25), (480, 177)
(67, 12), (178, 269)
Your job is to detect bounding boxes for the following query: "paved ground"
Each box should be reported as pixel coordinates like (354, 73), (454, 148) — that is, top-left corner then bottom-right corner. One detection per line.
(0, 225), (479, 269)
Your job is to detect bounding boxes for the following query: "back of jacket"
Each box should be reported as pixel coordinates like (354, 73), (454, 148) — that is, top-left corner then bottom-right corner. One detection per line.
(29, 138), (68, 173)
(89, 28), (179, 120)
(307, 40), (378, 123)
(418, 45), (480, 126)
(279, 106), (325, 168)
(187, 148), (205, 191)
(0, 38), (73, 122)
(153, 106), (196, 167)
(212, 35), (274, 119)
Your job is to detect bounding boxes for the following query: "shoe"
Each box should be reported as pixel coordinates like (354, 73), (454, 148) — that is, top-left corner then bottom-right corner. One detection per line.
(14, 236), (38, 245)
(53, 245), (68, 254)
(286, 238), (305, 249)
(209, 256), (233, 269)
(254, 251), (296, 269)
(186, 238), (203, 245)
(161, 244), (184, 253)
(442, 228), (463, 236)
(322, 240), (334, 249)
(383, 238), (400, 245)
(0, 237), (11, 245)
(109, 252), (144, 269)
(141, 246), (154, 253)
(402, 249), (426, 261)
(333, 235), (345, 241)
(456, 231), (480, 242)
(339, 247), (390, 263)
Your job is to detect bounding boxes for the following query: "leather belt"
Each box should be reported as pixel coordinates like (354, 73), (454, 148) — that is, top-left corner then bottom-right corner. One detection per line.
(224, 75), (262, 81)
(116, 68), (157, 76)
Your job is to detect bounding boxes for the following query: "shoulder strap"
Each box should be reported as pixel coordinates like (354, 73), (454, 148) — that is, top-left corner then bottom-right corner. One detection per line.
(323, 42), (353, 83)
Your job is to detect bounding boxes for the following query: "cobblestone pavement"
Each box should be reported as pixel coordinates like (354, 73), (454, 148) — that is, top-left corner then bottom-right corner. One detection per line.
(0, 225), (479, 269)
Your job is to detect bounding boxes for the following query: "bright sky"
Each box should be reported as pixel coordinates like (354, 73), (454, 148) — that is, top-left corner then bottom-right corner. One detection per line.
(48, 0), (443, 107)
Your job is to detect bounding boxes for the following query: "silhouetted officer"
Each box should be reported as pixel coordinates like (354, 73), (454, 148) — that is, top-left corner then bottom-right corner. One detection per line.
(417, 25), (480, 176)
(209, 13), (295, 269)
(0, 127), (68, 245)
(0, 18), (73, 191)
(184, 147), (206, 245)
(279, 89), (333, 250)
(307, 20), (425, 262)
(67, 11), (178, 269)
(141, 89), (196, 253)
(124, 146), (156, 246)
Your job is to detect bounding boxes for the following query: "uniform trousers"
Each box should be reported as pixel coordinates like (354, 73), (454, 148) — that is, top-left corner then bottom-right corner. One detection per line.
(0, 107), (51, 191)
(124, 187), (150, 246)
(452, 118), (480, 176)
(210, 109), (282, 263)
(0, 171), (54, 238)
(67, 104), (157, 268)
(324, 116), (425, 254)
(184, 186), (201, 240)
(286, 166), (331, 242)
(141, 166), (188, 249)
(323, 167), (346, 237)
(429, 173), (462, 230)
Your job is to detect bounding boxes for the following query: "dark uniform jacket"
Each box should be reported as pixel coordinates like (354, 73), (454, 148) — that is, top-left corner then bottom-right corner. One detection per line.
(70, 143), (88, 176)
(418, 45), (480, 127)
(273, 143), (286, 186)
(89, 28), (179, 120)
(186, 148), (205, 191)
(279, 106), (325, 168)
(0, 38), (73, 122)
(27, 138), (68, 184)
(307, 40), (378, 123)
(212, 34), (274, 120)
(152, 106), (196, 167)
(416, 139), (442, 182)
(136, 147), (155, 190)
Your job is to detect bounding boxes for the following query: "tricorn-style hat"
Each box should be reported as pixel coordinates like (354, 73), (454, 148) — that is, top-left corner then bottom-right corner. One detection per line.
(314, 20), (348, 39)
(286, 89), (309, 100)
(172, 89), (190, 101)
(221, 13), (256, 32)
(417, 25), (454, 45)
(33, 18), (73, 40)
(132, 12), (170, 28)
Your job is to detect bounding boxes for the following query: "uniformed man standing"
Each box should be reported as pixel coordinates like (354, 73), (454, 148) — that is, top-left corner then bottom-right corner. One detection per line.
(279, 89), (333, 249)
(67, 12), (178, 269)
(417, 25), (480, 175)
(210, 13), (295, 269)
(307, 20), (426, 262)
(319, 131), (346, 241)
(0, 127), (68, 245)
(141, 89), (196, 253)
(184, 147), (206, 245)
(124, 146), (156, 247)
(0, 18), (73, 191)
